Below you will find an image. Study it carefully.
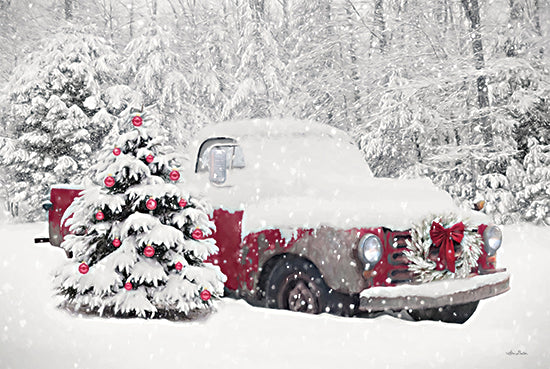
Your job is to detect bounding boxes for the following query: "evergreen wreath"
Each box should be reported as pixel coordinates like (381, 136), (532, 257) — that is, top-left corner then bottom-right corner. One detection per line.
(404, 214), (483, 283)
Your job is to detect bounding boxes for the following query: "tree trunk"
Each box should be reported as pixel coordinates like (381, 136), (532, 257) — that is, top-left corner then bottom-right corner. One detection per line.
(248, 0), (269, 117)
(249, 0), (264, 20)
(109, 0), (113, 40)
(373, 0), (387, 53)
(505, 0), (521, 56)
(0, 0), (10, 11)
(534, 0), (542, 36)
(461, 0), (489, 108)
(534, 0), (544, 56)
(281, 0), (289, 35)
(166, 0), (180, 27)
(444, 0), (454, 24)
(345, 6), (362, 127)
(150, 0), (157, 21)
(65, 0), (72, 20)
(129, 0), (134, 39)
(461, 0), (491, 143)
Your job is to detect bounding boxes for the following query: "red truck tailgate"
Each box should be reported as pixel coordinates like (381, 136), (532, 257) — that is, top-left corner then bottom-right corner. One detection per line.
(48, 185), (84, 246)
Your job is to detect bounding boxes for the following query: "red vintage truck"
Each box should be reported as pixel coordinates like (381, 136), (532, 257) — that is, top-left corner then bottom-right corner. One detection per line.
(43, 119), (510, 322)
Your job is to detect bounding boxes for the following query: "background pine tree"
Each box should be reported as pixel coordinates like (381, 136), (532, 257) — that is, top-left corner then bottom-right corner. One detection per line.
(122, 24), (193, 145)
(0, 27), (123, 221)
(518, 138), (550, 225)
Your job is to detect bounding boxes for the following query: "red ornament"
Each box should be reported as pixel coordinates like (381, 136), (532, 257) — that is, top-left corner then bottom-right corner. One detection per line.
(78, 262), (89, 274)
(146, 198), (157, 210)
(144, 245), (155, 258)
(169, 170), (180, 181)
(95, 211), (104, 221)
(200, 289), (211, 301)
(430, 221), (465, 273)
(104, 176), (115, 188)
(132, 115), (143, 127)
(112, 238), (121, 248)
(175, 262), (183, 271)
(113, 147), (121, 156)
(145, 154), (154, 163)
(124, 282), (133, 291)
(192, 229), (204, 240)
(178, 198), (187, 208)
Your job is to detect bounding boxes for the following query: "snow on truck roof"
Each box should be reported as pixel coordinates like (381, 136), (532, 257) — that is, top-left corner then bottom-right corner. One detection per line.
(189, 118), (373, 189)
(191, 118), (350, 145)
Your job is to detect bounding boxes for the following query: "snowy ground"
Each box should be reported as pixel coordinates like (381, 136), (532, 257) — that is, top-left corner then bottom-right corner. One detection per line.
(0, 222), (548, 369)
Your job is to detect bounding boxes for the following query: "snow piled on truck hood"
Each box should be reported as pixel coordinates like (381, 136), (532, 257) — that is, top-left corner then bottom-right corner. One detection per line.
(239, 177), (487, 235)
(185, 119), (488, 235)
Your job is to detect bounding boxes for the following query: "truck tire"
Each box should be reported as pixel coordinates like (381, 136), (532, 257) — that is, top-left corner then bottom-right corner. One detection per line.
(409, 301), (479, 324)
(265, 257), (330, 314)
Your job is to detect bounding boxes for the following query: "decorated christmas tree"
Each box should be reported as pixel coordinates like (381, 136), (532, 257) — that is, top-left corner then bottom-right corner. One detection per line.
(53, 111), (226, 318)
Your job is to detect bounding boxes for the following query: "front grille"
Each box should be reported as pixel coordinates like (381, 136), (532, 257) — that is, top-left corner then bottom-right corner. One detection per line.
(389, 269), (414, 283)
(388, 231), (414, 284)
(385, 231), (464, 285)
(426, 241), (463, 263)
(392, 233), (410, 248)
(388, 251), (408, 265)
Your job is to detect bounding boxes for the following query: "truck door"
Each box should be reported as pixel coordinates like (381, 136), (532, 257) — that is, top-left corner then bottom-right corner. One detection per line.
(197, 137), (247, 291)
(208, 209), (244, 290)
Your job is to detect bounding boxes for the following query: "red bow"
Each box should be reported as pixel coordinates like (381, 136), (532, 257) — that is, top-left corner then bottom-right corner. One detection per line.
(429, 221), (465, 273)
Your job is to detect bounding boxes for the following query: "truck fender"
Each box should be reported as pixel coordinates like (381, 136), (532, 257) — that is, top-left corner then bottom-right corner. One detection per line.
(256, 227), (369, 296)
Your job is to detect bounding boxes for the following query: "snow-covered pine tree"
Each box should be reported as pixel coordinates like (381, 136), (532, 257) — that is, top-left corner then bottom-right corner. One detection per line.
(220, 0), (286, 120)
(0, 27), (121, 221)
(353, 0), (470, 179)
(478, 3), (550, 224)
(517, 138), (550, 225)
(282, 0), (360, 130)
(164, 2), (231, 129)
(475, 172), (518, 224)
(123, 24), (197, 145)
(352, 0), (540, 225)
(53, 112), (226, 318)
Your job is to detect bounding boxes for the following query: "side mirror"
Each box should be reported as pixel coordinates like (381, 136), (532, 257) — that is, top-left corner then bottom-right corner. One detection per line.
(42, 201), (53, 211)
(209, 146), (227, 185)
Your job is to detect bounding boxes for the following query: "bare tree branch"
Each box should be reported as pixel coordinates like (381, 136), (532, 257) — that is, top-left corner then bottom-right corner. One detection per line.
(345, 0), (385, 44)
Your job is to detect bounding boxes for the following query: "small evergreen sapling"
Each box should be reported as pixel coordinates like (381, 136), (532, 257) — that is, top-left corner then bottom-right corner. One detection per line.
(53, 112), (226, 318)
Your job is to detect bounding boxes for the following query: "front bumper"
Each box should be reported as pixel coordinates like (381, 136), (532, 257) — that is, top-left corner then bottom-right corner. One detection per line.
(359, 271), (510, 311)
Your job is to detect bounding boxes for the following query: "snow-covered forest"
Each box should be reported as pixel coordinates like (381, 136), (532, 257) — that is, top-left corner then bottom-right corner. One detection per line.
(0, 2), (549, 368)
(0, 0), (549, 223)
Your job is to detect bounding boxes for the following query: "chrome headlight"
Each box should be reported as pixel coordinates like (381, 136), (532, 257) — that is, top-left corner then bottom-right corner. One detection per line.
(483, 225), (502, 256)
(358, 234), (383, 268)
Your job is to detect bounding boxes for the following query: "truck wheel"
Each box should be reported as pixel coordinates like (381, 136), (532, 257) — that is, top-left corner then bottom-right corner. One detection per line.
(265, 257), (329, 314)
(409, 301), (479, 324)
